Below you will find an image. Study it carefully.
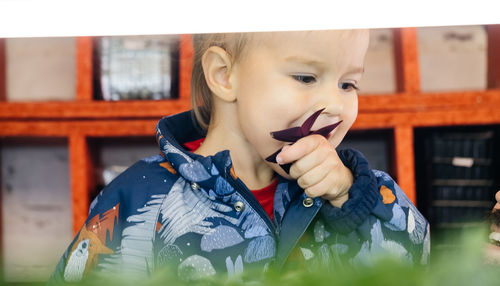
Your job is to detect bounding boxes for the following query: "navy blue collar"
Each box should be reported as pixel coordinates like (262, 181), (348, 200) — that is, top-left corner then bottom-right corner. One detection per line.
(155, 110), (231, 192)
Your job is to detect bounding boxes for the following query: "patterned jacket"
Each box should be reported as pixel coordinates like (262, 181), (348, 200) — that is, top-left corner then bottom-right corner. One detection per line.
(48, 110), (430, 284)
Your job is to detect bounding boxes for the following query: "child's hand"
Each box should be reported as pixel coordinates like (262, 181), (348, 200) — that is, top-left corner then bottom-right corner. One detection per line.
(494, 190), (500, 210)
(276, 134), (353, 208)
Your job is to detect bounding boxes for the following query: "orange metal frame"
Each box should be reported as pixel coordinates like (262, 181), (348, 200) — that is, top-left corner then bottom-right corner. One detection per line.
(1, 28), (500, 234)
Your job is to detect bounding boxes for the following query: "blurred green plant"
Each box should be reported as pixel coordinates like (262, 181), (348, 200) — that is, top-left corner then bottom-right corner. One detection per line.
(4, 224), (500, 286)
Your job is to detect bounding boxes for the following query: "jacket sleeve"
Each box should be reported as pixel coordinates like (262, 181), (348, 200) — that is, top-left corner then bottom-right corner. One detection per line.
(296, 148), (430, 268)
(47, 187), (121, 285)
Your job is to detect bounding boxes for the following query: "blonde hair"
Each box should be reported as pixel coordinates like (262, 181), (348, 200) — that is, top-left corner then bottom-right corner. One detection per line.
(190, 33), (249, 131)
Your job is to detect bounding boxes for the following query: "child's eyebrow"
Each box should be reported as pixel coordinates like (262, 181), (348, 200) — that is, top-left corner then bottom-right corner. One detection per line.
(284, 56), (326, 69)
(285, 56), (364, 75)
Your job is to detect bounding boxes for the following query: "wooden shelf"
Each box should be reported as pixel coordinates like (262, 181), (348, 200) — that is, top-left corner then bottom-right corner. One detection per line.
(0, 98), (191, 119)
(1, 27), (500, 234)
(358, 89), (500, 113)
(354, 105), (500, 129)
(1, 89), (499, 119)
(2, 105), (500, 136)
(0, 120), (158, 137)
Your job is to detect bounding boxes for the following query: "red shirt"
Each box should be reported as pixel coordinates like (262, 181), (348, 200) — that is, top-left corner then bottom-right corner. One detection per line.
(183, 138), (277, 219)
(251, 177), (277, 220)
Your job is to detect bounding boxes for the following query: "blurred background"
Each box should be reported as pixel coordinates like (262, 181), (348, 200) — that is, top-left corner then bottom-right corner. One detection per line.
(0, 25), (499, 283)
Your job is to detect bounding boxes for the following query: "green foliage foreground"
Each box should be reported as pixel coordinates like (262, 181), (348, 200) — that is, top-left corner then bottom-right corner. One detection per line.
(11, 226), (500, 286)
(82, 226), (499, 286)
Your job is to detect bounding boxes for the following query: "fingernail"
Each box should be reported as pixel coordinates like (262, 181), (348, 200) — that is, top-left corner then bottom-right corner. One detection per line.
(276, 155), (284, 165)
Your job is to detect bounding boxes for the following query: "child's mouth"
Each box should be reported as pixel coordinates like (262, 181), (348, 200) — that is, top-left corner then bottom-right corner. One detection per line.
(265, 108), (342, 174)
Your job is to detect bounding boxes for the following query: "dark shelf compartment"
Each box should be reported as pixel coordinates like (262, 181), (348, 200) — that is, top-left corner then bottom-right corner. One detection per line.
(415, 125), (500, 242)
(338, 128), (395, 178)
(87, 136), (160, 201)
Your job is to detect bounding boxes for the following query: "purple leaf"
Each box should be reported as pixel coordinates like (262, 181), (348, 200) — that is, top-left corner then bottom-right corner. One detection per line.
(269, 108), (326, 142)
(265, 148), (292, 174)
(310, 121), (342, 138)
(270, 127), (303, 143)
(265, 148), (282, 163)
(300, 108), (325, 135)
(281, 163), (292, 174)
(266, 108), (338, 175)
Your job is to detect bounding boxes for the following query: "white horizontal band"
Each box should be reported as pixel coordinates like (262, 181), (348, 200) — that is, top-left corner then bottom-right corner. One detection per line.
(0, 0), (499, 38)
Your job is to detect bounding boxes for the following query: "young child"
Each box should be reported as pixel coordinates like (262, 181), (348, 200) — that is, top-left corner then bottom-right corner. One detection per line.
(48, 29), (430, 284)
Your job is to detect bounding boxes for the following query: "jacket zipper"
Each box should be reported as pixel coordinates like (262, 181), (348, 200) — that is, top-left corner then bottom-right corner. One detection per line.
(228, 176), (278, 238)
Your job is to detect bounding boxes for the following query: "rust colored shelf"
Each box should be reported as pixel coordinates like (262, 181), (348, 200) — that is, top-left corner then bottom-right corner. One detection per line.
(69, 135), (93, 233)
(393, 28), (420, 94)
(0, 98), (192, 119)
(2, 106), (499, 137)
(0, 90), (499, 119)
(390, 27), (419, 203)
(358, 90), (500, 113)
(354, 106), (500, 129)
(0, 120), (158, 137)
(394, 126), (416, 203)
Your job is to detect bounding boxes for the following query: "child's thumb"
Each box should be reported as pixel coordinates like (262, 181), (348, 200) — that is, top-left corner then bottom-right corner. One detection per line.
(281, 145), (291, 152)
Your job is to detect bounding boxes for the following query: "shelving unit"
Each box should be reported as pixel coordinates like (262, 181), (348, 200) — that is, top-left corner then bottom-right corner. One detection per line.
(1, 27), (500, 237)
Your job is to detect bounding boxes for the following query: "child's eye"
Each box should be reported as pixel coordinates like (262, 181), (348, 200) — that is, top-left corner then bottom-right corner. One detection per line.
(292, 74), (317, 85)
(339, 82), (360, 92)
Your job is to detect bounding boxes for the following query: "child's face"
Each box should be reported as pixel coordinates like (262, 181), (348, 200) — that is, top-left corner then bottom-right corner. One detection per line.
(231, 30), (369, 177)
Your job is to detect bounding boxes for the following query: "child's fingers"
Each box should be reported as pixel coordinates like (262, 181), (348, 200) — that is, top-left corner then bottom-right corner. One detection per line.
(276, 134), (328, 165)
(494, 191), (500, 211)
(495, 203), (500, 211)
(296, 159), (331, 190)
(288, 142), (334, 179)
(304, 170), (339, 198)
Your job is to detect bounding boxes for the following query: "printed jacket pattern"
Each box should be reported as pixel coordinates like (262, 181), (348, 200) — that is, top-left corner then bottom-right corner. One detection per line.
(48, 110), (430, 284)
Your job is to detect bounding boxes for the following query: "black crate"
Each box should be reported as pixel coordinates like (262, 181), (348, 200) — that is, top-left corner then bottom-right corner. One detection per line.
(415, 125), (500, 236)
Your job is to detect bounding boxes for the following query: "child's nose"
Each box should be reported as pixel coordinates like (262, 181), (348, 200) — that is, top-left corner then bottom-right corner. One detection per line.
(314, 88), (344, 116)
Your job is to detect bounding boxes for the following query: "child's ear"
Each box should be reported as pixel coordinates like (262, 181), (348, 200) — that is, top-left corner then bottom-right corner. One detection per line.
(201, 46), (237, 102)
